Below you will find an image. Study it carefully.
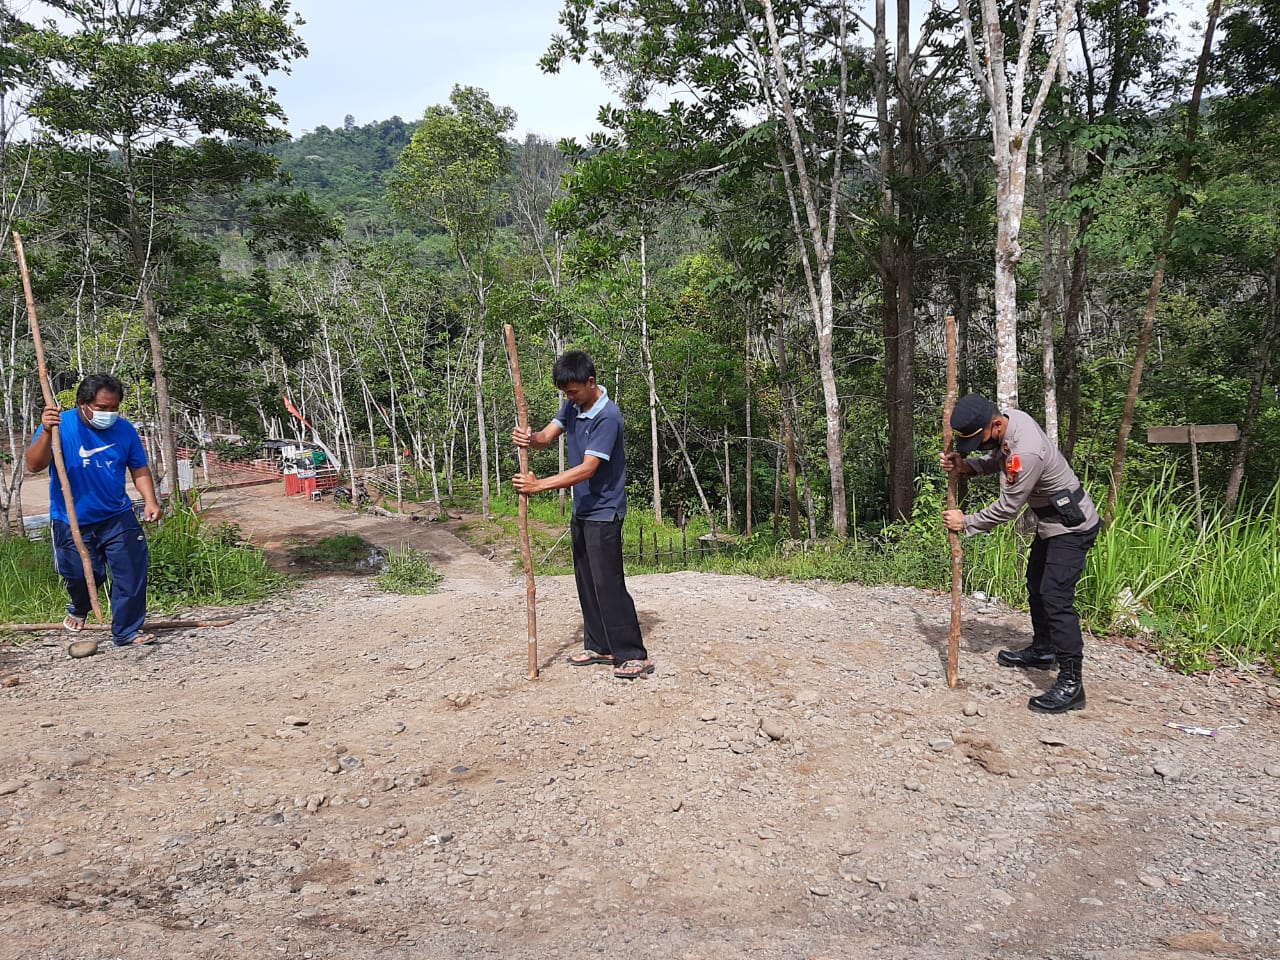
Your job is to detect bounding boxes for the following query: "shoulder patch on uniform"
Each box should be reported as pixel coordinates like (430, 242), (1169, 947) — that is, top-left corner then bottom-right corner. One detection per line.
(1004, 453), (1023, 482)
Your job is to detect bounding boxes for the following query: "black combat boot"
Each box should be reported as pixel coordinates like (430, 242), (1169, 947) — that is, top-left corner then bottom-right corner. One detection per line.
(1028, 657), (1085, 713)
(996, 645), (1057, 669)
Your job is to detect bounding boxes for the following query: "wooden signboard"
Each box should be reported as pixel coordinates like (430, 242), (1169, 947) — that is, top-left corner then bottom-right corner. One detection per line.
(1146, 423), (1239, 530)
(1146, 424), (1238, 444)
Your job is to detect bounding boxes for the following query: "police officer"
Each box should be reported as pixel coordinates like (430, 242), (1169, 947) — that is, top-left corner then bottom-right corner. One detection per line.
(940, 395), (1101, 713)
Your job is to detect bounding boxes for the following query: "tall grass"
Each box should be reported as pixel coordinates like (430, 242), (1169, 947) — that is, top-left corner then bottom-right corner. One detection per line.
(1089, 474), (1280, 671)
(0, 500), (287, 628)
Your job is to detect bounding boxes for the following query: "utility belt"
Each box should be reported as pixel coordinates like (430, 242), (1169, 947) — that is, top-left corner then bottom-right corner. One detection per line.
(1032, 486), (1088, 528)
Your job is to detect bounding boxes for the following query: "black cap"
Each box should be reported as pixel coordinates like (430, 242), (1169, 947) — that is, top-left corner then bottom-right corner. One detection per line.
(951, 394), (999, 455)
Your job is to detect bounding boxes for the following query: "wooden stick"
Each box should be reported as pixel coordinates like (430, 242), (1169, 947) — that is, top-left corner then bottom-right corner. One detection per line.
(1, 617), (240, 633)
(13, 232), (103, 622)
(503, 323), (539, 680)
(944, 315), (964, 688)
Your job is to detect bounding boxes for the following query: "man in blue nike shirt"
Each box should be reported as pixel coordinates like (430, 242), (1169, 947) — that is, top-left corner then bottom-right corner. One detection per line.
(27, 373), (163, 646)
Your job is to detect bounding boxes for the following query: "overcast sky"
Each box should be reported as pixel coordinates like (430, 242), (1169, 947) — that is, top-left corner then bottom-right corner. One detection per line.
(270, 0), (616, 142)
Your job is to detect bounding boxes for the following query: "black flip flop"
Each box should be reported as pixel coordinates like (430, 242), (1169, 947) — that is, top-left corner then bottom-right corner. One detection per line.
(613, 660), (655, 679)
(568, 652), (613, 667)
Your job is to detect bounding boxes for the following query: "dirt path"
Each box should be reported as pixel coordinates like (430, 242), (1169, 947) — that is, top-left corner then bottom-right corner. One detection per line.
(1, 484), (1278, 959)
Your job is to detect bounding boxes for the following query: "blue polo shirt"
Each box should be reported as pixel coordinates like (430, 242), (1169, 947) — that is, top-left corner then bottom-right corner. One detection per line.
(33, 411), (148, 524)
(554, 387), (628, 520)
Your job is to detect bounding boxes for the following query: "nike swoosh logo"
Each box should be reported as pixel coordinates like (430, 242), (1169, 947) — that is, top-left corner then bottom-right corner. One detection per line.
(78, 443), (115, 458)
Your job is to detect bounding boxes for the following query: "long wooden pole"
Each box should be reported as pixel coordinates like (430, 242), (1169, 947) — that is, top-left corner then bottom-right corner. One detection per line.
(13, 232), (103, 622)
(503, 324), (538, 680)
(944, 315), (963, 688)
(1, 617), (238, 633)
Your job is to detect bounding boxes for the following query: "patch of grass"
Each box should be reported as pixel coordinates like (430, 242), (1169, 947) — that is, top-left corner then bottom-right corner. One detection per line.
(286, 533), (375, 569)
(376, 546), (443, 595)
(147, 502), (288, 610)
(0, 500), (287, 633)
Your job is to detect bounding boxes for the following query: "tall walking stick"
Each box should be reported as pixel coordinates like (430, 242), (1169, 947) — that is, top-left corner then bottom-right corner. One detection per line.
(503, 324), (538, 680)
(13, 232), (103, 622)
(943, 315), (963, 687)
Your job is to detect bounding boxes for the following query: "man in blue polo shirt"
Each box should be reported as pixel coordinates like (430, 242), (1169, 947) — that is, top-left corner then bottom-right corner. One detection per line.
(27, 373), (163, 647)
(511, 350), (652, 679)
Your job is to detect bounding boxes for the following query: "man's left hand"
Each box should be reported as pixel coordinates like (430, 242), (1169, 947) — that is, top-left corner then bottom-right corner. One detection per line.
(142, 501), (163, 522)
(942, 509), (965, 533)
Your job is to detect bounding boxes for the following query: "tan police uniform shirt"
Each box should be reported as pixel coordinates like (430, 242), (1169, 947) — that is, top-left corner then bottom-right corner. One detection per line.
(962, 409), (1100, 539)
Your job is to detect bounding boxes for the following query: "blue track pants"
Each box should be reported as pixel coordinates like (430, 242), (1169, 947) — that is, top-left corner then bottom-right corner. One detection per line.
(52, 510), (149, 644)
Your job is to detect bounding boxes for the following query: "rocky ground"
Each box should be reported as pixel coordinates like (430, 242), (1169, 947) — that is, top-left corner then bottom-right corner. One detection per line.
(1, 482), (1278, 960)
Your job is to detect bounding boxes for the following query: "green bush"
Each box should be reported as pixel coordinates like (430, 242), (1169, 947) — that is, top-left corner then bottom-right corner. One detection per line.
(376, 546), (443, 595)
(1, 500), (286, 630)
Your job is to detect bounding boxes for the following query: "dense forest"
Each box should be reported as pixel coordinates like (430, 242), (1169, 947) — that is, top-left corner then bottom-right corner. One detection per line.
(2, 0), (1278, 545)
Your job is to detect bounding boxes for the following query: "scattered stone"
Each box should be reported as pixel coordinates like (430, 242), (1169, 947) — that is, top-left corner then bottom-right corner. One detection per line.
(1153, 763), (1182, 781)
(1179, 701), (1198, 716)
(0, 780), (22, 797)
(283, 715), (310, 727)
(41, 841), (68, 857)
(68, 640), (98, 659)
(759, 718), (787, 742)
(700, 711), (717, 722)
(838, 864), (864, 882)
(1265, 765), (1280, 779)
(670, 799), (683, 812)
(809, 885), (831, 897)
(1038, 733), (1068, 747)
(962, 702), (979, 718)
(1138, 874), (1165, 889)
(390, 721), (406, 734)
(930, 738), (954, 752)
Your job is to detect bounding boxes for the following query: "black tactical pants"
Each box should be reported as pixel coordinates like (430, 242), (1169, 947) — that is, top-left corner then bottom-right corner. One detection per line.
(1027, 522), (1100, 659)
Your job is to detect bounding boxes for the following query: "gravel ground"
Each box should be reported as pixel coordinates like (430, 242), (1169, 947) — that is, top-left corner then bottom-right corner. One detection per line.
(1, 484), (1277, 960)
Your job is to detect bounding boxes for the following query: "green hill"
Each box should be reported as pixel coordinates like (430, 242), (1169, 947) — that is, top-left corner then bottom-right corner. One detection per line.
(268, 115), (420, 239)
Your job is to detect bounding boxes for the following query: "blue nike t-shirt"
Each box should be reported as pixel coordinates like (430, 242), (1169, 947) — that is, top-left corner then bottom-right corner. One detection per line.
(34, 410), (148, 524)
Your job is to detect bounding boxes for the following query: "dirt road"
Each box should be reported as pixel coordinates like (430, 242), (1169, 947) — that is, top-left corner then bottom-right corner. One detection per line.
(1, 484), (1277, 959)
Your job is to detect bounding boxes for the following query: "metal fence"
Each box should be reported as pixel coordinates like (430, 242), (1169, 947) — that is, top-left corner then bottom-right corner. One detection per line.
(626, 517), (730, 567)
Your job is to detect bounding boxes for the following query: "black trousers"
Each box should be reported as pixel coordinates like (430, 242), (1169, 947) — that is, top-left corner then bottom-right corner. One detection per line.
(1026, 522), (1100, 660)
(571, 515), (647, 663)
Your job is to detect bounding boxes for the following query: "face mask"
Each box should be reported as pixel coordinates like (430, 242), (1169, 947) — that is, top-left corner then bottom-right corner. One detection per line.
(977, 436), (999, 451)
(88, 410), (119, 430)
